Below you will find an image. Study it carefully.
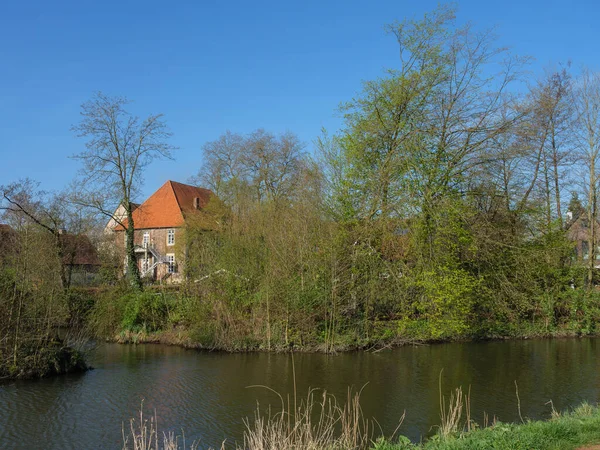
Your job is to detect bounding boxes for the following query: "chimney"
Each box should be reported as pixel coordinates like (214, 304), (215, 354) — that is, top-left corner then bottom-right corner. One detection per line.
(193, 197), (200, 210)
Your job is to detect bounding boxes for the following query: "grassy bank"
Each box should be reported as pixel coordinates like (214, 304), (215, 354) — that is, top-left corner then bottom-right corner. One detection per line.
(123, 395), (600, 450)
(381, 403), (600, 449)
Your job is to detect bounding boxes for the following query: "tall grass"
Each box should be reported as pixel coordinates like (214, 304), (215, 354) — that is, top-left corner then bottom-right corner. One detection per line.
(123, 387), (402, 450)
(122, 407), (203, 450)
(242, 386), (387, 450)
(436, 370), (473, 439)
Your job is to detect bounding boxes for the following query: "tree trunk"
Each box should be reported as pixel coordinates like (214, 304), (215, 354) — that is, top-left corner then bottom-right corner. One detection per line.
(551, 129), (563, 230)
(588, 156), (596, 288)
(125, 207), (142, 291)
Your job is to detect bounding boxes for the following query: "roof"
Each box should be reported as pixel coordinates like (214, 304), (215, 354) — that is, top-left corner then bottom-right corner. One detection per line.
(116, 181), (213, 230)
(61, 234), (101, 266)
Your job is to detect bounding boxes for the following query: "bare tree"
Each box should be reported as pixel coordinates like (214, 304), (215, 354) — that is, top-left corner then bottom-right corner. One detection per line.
(244, 129), (305, 203)
(71, 92), (176, 290)
(194, 129), (306, 208)
(572, 70), (600, 286)
(192, 130), (247, 203)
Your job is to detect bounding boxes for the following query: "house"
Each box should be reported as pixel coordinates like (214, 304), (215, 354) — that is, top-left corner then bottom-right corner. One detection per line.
(109, 180), (213, 283)
(566, 211), (600, 266)
(60, 232), (102, 286)
(0, 224), (100, 285)
(103, 202), (140, 234)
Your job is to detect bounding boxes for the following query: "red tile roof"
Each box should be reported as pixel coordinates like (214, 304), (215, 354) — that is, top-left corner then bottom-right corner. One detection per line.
(117, 181), (213, 230)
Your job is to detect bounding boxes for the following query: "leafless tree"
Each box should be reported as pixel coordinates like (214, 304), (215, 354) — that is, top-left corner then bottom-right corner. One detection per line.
(194, 129), (306, 208)
(71, 92), (176, 290)
(572, 70), (600, 286)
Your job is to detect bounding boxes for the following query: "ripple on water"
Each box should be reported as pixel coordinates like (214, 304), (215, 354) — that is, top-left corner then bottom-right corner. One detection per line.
(2, 339), (600, 449)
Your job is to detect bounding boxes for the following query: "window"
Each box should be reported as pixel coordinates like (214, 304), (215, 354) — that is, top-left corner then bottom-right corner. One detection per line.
(142, 232), (150, 248)
(167, 254), (176, 273)
(167, 229), (175, 246)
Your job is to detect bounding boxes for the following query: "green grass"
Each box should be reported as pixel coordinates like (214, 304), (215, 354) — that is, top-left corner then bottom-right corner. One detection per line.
(376, 403), (600, 450)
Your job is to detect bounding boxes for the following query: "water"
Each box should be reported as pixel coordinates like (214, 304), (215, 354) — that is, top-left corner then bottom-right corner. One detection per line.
(1, 338), (600, 449)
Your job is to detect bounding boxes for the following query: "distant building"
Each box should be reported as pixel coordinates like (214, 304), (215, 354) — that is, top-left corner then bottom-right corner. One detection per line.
(107, 180), (213, 283)
(0, 224), (100, 286)
(60, 232), (102, 286)
(566, 210), (600, 267)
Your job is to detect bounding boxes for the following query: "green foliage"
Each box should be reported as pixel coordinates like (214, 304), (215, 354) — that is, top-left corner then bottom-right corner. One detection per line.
(43, 6), (600, 355)
(378, 403), (600, 450)
(121, 291), (171, 332)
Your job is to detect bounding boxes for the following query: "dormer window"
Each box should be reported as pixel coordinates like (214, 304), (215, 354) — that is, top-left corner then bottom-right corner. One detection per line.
(193, 197), (200, 210)
(167, 229), (175, 246)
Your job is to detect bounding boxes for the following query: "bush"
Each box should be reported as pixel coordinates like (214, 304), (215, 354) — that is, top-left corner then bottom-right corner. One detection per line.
(121, 292), (171, 332)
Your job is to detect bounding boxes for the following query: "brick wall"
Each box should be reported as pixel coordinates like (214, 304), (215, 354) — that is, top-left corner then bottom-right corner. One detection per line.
(114, 227), (183, 282)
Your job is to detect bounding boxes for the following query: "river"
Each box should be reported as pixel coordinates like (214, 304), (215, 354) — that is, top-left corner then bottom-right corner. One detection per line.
(1, 338), (600, 449)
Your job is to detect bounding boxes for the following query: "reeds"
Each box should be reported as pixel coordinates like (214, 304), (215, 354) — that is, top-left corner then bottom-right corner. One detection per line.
(242, 386), (384, 450)
(122, 406), (200, 450)
(436, 370), (473, 439)
(123, 386), (402, 450)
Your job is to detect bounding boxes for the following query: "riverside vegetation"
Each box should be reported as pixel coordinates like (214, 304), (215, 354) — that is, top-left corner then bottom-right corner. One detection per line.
(5, 5), (600, 374)
(88, 7), (600, 351)
(122, 384), (600, 450)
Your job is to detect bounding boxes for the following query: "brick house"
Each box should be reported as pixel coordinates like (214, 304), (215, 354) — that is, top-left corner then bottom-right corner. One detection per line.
(109, 181), (213, 283)
(566, 211), (600, 266)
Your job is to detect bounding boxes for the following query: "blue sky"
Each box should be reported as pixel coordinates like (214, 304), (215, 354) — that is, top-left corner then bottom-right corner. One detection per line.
(1, 0), (599, 201)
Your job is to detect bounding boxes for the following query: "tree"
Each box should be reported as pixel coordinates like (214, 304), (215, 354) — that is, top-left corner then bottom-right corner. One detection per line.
(2, 180), (68, 290)
(71, 93), (176, 290)
(330, 5), (526, 262)
(527, 67), (574, 231)
(193, 129), (306, 209)
(572, 70), (600, 286)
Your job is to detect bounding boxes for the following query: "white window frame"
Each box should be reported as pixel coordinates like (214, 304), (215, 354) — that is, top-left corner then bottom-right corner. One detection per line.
(142, 232), (150, 248)
(167, 253), (176, 273)
(167, 229), (175, 246)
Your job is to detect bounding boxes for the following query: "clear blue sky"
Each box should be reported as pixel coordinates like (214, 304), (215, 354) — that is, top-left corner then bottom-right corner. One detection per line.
(1, 0), (599, 201)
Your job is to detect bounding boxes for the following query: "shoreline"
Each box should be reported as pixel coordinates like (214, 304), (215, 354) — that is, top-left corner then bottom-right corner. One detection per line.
(106, 325), (600, 353)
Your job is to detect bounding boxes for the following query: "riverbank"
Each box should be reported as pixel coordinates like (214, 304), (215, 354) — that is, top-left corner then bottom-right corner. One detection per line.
(85, 285), (600, 354)
(0, 339), (88, 381)
(379, 403), (600, 449)
(122, 400), (600, 450)
(106, 322), (599, 354)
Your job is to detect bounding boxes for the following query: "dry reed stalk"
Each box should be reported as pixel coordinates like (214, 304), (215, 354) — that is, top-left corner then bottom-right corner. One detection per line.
(122, 404), (201, 450)
(242, 385), (387, 450)
(437, 370), (472, 439)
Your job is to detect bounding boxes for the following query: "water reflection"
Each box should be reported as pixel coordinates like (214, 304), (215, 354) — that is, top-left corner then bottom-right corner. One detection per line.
(1, 338), (599, 449)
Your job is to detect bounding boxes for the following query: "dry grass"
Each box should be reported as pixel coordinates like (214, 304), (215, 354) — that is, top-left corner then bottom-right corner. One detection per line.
(242, 386), (392, 450)
(123, 386), (403, 450)
(436, 370), (473, 439)
(122, 405), (203, 450)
